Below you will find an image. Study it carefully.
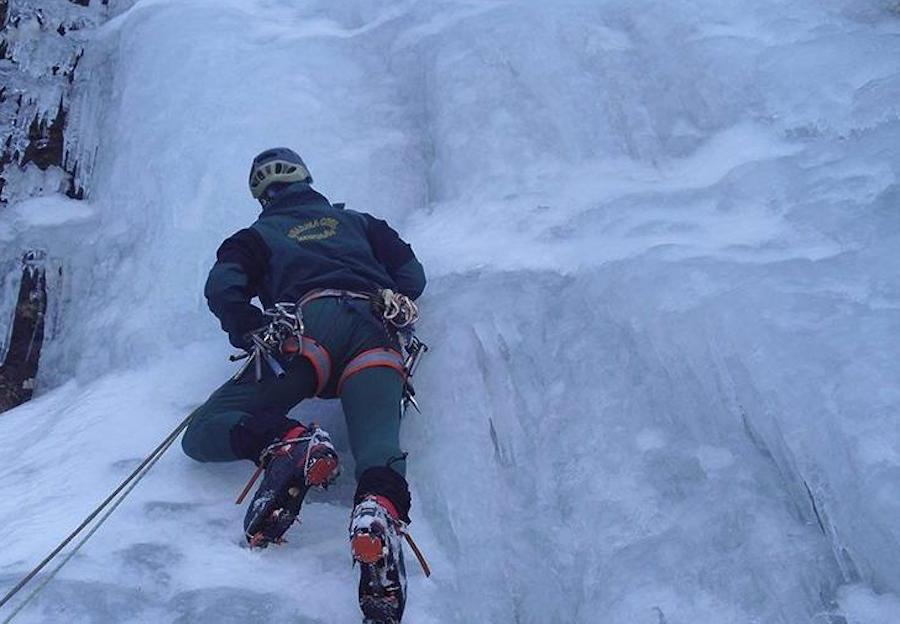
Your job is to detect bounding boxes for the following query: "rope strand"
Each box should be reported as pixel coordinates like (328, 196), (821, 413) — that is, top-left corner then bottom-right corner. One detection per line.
(1, 426), (184, 623)
(0, 414), (193, 616)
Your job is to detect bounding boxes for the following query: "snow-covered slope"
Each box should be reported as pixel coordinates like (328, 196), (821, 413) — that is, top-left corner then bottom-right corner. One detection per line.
(1, 1), (899, 622)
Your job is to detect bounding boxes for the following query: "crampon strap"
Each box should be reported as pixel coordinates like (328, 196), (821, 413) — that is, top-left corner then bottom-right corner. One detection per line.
(371, 495), (432, 578)
(234, 431), (315, 505)
(401, 528), (432, 578)
(235, 465), (264, 505)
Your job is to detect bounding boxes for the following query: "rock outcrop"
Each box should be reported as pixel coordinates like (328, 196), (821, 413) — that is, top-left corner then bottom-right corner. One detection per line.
(0, 0), (106, 204)
(0, 1), (110, 411)
(0, 251), (46, 413)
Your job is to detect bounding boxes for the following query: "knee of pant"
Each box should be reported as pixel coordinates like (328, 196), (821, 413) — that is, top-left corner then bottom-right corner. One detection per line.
(181, 412), (227, 463)
(180, 422), (209, 462)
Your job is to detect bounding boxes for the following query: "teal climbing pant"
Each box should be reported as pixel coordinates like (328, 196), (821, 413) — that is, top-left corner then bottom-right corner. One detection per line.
(181, 296), (406, 478)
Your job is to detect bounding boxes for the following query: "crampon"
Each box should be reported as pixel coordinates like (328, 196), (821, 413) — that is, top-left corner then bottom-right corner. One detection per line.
(242, 424), (340, 548)
(351, 495), (407, 623)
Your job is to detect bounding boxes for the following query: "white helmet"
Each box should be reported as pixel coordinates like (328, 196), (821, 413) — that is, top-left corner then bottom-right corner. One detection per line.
(248, 147), (312, 200)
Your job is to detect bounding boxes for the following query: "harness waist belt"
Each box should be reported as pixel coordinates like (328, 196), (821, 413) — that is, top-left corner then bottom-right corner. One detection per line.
(298, 288), (372, 308)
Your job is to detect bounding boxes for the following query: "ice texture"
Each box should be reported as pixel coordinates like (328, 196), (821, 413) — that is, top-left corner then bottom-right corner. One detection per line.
(0, 1), (899, 623)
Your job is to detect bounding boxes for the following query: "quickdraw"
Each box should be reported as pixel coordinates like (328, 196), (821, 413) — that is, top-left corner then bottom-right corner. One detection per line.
(378, 290), (419, 328)
(400, 336), (428, 415)
(229, 303), (305, 383)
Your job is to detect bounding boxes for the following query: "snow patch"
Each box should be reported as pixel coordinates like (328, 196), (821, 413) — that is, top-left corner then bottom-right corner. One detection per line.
(837, 584), (900, 624)
(10, 196), (95, 228)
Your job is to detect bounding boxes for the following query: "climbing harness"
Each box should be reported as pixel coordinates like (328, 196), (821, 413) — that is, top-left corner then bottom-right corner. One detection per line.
(229, 292), (429, 412)
(0, 414), (193, 622)
(297, 288), (369, 307)
(299, 288), (417, 329)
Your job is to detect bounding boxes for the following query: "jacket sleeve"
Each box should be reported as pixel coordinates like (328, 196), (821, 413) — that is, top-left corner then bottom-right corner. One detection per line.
(204, 228), (271, 349)
(365, 216), (426, 300)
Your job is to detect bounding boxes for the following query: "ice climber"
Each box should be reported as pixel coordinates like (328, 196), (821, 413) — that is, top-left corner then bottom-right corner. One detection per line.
(181, 147), (426, 624)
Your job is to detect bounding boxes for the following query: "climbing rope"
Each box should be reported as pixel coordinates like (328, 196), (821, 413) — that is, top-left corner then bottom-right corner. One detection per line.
(377, 289), (419, 329)
(0, 414), (193, 621)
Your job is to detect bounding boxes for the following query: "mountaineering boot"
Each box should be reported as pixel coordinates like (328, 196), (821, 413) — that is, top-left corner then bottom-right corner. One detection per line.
(244, 424), (340, 547)
(350, 495), (407, 623)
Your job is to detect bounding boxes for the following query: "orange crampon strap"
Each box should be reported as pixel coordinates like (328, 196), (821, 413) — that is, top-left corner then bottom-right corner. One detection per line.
(402, 530), (432, 577)
(336, 348), (406, 395)
(235, 465), (264, 505)
(234, 428), (316, 504)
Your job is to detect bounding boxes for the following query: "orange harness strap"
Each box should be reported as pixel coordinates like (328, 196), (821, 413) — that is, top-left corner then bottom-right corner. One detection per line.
(337, 348), (406, 395)
(301, 336), (332, 396)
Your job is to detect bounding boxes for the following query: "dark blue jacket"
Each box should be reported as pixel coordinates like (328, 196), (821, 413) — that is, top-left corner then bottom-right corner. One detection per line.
(205, 183), (426, 348)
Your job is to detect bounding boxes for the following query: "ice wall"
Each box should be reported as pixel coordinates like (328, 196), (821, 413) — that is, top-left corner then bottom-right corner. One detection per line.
(401, 2), (900, 619)
(0, 1), (898, 623)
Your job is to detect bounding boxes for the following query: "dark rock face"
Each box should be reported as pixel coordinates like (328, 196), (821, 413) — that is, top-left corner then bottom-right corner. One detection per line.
(0, 0), (106, 205)
(0, 1), (109, 410)
(0, 251), (47, 413)
(22, 98), (66, 171)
